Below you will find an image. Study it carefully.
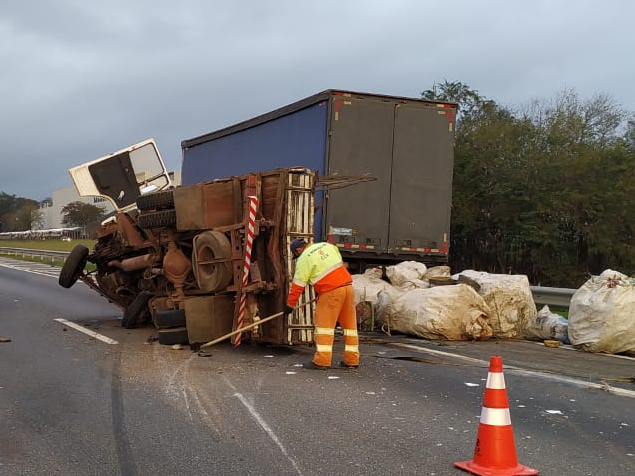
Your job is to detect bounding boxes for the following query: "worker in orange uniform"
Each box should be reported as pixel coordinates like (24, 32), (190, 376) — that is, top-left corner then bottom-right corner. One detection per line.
(285, 238), (360, 370)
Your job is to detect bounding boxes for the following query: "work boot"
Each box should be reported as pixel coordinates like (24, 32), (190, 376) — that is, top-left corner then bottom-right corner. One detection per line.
(339, 361), (359, 368)
(304, 361), (329, 370)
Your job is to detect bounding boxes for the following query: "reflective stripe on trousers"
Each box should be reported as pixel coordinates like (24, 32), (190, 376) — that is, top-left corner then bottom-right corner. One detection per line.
(312, 285), (359, 367)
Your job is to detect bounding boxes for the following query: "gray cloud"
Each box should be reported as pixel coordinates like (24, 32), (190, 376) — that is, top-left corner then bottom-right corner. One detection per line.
(2, 0), (634, 200)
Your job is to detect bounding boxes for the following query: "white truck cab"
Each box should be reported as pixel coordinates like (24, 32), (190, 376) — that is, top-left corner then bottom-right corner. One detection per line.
(68, 138), (173, 213)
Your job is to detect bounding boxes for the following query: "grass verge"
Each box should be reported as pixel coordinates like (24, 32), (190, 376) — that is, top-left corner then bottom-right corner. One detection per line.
(0, 239), (97, 271)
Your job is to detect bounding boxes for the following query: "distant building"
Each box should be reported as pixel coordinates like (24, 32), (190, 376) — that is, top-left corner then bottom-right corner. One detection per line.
(34, 186), (112, 230)
(34, 171), (181, 230)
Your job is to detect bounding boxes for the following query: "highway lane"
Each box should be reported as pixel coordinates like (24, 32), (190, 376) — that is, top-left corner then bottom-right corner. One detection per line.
(1, 257), (634, 475)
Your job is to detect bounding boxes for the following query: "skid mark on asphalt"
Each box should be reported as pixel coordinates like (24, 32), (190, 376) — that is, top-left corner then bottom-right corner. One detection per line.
(154, 349), (222, 439)
(111, 350), (140, 476)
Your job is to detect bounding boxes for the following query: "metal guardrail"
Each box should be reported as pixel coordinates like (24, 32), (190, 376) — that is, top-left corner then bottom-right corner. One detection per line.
(530, 286), (576, 308)
(0, 247), (70, 263)
(0, 247), (578, 307)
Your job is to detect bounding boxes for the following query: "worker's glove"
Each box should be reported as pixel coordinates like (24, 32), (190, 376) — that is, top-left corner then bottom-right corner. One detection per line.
(284, 305), (294, 316)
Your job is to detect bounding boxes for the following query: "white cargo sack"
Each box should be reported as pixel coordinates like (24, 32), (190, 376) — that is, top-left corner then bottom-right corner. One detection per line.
(385, 261), (428, 287)
(352, 269), (405, 328)
(352, 268), (396, 305)
(525, 305), (569, 343)
(425, 265), (451, 279)
(387, 284), (493, 340)
(454, 270), (536, 339)
(568, 269), (635, 355)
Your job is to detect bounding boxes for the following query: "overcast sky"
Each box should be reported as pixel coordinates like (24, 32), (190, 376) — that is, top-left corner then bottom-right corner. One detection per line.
(2, 0), (634, 200)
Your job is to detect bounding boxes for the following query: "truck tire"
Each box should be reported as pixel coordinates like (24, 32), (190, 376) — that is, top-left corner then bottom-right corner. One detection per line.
(58, 245), (89, 288)
(136, 190), (175, 211)
(428, 276), (456, 287)
(193, 231), (233, 292)
(121, 291), (152, 328)
(458, 274), (481, 292)
(158, 327), (189, 345)
(155, 309), (187, 329)
(138, 209), (177, 229)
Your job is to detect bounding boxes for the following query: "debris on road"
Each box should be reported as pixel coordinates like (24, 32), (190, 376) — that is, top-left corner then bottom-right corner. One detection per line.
(543, 339), (561, 348)
(526, 305), (570, 343)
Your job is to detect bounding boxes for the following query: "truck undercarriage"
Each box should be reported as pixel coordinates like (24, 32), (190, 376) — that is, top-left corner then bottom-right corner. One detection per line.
(59, 140), (316, 346)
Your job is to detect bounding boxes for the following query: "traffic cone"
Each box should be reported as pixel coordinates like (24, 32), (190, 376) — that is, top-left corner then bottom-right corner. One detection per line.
(455, 355), (539, 476)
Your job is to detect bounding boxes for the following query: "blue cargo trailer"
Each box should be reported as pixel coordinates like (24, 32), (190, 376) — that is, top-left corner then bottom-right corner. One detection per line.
(181, 90), (456, 271)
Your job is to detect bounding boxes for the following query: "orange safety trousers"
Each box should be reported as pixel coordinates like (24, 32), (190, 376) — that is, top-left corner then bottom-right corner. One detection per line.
(312, 284), (359, 367)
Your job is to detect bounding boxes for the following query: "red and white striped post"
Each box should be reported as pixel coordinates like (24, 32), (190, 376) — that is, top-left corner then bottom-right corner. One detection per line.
(233, 195), (258, 346)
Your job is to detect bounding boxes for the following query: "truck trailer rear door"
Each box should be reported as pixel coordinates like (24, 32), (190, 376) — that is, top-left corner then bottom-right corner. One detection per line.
(390, 103), (454, 260)
(326, 95), (395, 254)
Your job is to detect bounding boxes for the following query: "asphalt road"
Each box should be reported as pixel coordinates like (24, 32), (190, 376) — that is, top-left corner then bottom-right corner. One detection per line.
(1, 257), (634, 476)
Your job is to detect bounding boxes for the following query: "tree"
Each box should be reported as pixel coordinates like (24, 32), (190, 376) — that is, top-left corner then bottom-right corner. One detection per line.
(61, 201), (106, 238)
(31, 208), (45, 230)
(423, 81), (635, 287)
(0, 195), (40, 232)
(423, 81), (528, 274)
(422, 80), (501, 132)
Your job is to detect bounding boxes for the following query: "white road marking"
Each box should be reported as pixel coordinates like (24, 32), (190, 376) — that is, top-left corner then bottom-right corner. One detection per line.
(2, 258), (117, 344)
(391, 341), (635, 399)
(54, 318), (118, 345)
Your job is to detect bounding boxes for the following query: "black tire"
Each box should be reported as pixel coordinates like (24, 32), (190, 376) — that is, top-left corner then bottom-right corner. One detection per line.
(192, 231), (233, 292)
(138, 209), (177, 229)
(155, 309), (187, 329)
(158, 327), (189, 345)
(458, 274), (481, 292)
(58, 245), (89, 288)
(121, 291), (152, 328)
(428, 276), (456, 287)
(136, 190), (175, 211)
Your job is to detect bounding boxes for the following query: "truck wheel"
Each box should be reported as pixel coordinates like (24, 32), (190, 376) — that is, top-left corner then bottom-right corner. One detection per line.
(158, 327), (189, 345)
(58, 245), (89, 288)
(121, 291), (152, 328)
(138, 209), (177, 229)
(193, 231), (233, 292)
(136, 190), (175, 211)
(155, 309), (187, 329)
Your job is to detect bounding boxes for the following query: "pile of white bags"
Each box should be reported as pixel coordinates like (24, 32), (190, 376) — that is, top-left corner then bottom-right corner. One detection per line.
(352, 263), (496, 340)
(568, 269), (635, 355)
(352, 263), (539, 341)
(352, 262), (635, 354)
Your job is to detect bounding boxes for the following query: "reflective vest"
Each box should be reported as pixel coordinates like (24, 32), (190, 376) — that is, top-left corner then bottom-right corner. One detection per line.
(286, 242), (352, 308)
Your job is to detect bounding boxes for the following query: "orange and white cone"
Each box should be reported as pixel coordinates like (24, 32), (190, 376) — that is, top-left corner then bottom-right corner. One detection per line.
(455, 355), (539, 476)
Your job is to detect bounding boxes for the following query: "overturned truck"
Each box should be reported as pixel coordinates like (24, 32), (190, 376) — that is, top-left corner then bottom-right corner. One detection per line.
(59, 139), (316, 346)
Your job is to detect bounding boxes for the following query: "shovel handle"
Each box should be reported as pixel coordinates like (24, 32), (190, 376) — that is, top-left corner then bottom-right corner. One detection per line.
(199, 297), (317, 349)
